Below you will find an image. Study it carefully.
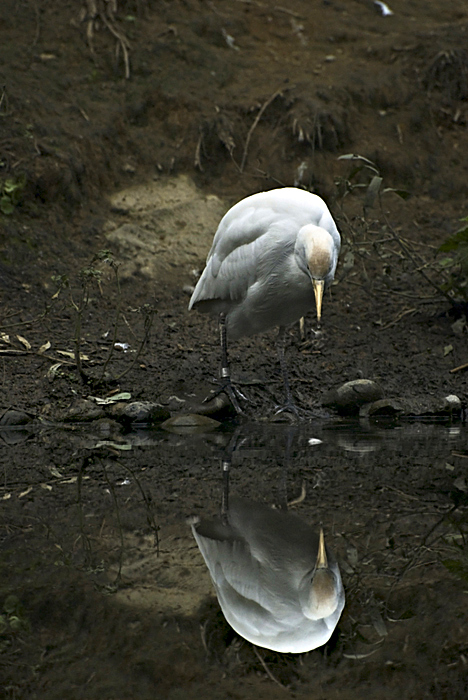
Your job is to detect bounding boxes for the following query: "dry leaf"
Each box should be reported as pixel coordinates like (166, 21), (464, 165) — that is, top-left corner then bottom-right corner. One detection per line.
(454, 477), (467, 492)
(0, 333), (10, 344)
(89, 392), (132, 405)
(38, 340), (51, 354)
(16, 335), (31, 350)
(19, 486), (33, 498)
(94, 440), (132, 450)
(56, 350), (89, 360)
(343, 646), (382, 660)
(47, 363), (62, 380)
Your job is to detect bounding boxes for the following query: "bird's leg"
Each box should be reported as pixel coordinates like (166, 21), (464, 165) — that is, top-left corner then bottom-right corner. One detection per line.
(221, 457), (230, 522)
(276, 426), (307, 507)
(219, 312), (230, 381)
(274, 328), (314, 419)
(219, 313), (248, 413)
(277, 425), (295, 509)
(221, 426), (244, 522)
(202, 313), (247, 414)
(274, 326), (299, 417)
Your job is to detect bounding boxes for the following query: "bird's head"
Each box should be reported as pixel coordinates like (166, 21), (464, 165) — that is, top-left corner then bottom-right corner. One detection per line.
(297, 225), (337, 325)
(301, 528), (340, 620)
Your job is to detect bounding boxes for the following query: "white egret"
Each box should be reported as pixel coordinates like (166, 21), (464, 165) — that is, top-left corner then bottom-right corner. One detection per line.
(191, 496), (345, 653)
(188, 187), (341, 413)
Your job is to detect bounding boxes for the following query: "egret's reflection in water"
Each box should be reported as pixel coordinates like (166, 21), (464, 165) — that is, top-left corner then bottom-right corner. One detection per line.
(191, 446), (344, 652)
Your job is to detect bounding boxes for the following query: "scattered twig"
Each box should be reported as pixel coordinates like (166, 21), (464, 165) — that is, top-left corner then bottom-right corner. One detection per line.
(102, 459), (124, 583)
(100, 10), (131, 79)
(287, 481), (306, 506)
(72, 284), (89, 383)
(234, 0), (304, 18)
(449, 361), (468, 374)
(384, 290), (440, 301)
(200, 620), (209, 654)
(32, 0), (41, 47)
(98, 260), (122, 382)
(78, 106), (90, 122)
(76, 456), (95, 565)
(0, 308), (50, 329)
(0, 86), (8, 116)
(194, 132), (203, 171)
(82, 0), (131, 79)
(115, 460), (160, 557)
(113, 306), (155, 382)
(252, 646), (288, 690)
(385, 504), (458, 610)
(378, 307), (417, 331)
(121, 314), (139, 341)
(343, 643), (384, 660)
(383, 484), (421, 501)
(240, 87), (283, 172)
(115, 459), (160, 553)
(384, 217), (456, 306)
(0, 348), (77, 366)
(252, 167), (287, 187)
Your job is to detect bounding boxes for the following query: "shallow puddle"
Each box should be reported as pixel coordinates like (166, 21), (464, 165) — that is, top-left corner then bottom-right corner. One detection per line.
(1, 420), (467, 698)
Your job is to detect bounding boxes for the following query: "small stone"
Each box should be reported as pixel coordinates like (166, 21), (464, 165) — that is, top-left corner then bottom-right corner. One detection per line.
(0, 409), (33, 426)
(443, 395), (462, 411)
(92, 418), (122, 437)
(189, 393), (233, 417)
(359, 399), (404, 419)
(451, 318), (466, 336)
(361, 395), (463, 420)
(322, 379), (384, 416)
(109, 401), (170, 425)
(64, 399), (106, 422)
(161, 414), (221, 434)
(453, 477), (467, 493)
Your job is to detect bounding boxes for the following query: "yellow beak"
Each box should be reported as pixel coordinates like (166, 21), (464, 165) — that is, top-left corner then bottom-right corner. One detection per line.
(313, 279), (324, 325)
(316, 528), (328, 569)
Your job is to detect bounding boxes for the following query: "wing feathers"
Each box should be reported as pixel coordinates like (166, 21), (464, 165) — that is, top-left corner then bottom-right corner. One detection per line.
(191, 232), (287, 306)
(189, 188), (340, 312)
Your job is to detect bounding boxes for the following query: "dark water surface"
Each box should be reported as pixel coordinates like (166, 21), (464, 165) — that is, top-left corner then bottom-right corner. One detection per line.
(1, 420), (467, 698)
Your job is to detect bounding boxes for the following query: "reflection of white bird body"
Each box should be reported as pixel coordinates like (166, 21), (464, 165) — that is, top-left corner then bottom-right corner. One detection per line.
(188, 188), (341, 412)
(191, 497), (345, 653)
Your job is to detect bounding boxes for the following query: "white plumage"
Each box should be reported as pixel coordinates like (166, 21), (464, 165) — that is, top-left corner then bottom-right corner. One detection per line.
(191, 496), (345, 653)
(189, 187), (341, 412)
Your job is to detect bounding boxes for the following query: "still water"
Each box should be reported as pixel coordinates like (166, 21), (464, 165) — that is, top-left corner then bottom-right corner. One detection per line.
(1, 420), (467, 698)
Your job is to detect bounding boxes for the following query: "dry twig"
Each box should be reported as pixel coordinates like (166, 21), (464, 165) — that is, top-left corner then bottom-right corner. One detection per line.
(450, 361), (468, 374)
(82, 0), (131, 79)
(252, 646), (288, 691)
(113, 306), (155, 382)
(378, 307), (417, 331)
(384, 217), (455, 306)
(241, 87), (283, 172)
(194, 133), (203, 171)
